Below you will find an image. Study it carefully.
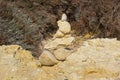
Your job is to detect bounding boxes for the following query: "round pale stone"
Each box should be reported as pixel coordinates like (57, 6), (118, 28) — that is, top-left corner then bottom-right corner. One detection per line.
(53, 48), (71, 61)
(39, 49), (58, 66)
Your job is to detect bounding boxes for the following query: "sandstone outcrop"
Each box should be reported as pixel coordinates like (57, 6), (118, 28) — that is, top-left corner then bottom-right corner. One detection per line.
(0, 45), (42, 80)
(41, 38), (120, 80)
(0, 38), (120, 80)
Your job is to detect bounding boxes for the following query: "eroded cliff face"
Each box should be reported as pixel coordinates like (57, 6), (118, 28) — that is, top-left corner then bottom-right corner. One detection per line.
(0, 0), (120, 58)
(0, 45), (43, 80)
(0, 38), (120, 80)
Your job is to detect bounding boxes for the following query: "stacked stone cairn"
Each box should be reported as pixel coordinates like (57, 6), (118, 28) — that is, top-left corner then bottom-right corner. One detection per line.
(39, 13), (75, 66)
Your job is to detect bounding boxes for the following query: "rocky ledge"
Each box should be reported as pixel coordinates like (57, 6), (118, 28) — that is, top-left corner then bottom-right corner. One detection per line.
(0, 38), (120, 80)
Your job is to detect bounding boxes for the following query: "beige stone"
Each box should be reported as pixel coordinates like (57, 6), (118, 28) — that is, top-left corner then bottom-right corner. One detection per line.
(44, 37), (75, 49)
(68, 73), (80, 80)
(54, 30), (64, 38)
(39, 49), (58, 66)
(57, 20), (71, 34)
(61, 13), (67, 21)
(54, 13), (71, 38)
(53, 47), (71, 61)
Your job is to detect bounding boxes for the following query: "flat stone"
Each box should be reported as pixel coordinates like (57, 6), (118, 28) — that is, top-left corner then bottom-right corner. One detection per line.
(44, 37), (75, 49)
(39, 49), (58, 66)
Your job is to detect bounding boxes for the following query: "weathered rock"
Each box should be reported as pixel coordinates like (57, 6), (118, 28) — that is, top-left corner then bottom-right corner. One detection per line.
(68, 73), (80, 80)
(44, 37), (75, 49)
(0, 45), (42, 80)
(53, 47), (71, 61)
(0, 38), (120, 80)
(63, 38), (120, 80)
(39, 49), (58, 66)
(57, 20), (71, 34)
(54, 13), (71, 38)
(54, 30), (64, 38)
(41, 38), (120, 80)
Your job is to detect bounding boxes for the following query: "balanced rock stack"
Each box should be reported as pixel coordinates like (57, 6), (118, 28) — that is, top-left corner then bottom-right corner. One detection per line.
(54, 13), (71, 38)
(39, 13), (75, 66)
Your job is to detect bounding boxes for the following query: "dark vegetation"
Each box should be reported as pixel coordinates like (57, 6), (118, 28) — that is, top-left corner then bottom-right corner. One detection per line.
(0, 0), (120, 58)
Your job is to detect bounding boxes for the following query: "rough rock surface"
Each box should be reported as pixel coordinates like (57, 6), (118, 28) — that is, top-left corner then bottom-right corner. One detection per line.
(42, 38), (120, 80)
(0, 38), (120, 80)
(44, 36), (75, 49)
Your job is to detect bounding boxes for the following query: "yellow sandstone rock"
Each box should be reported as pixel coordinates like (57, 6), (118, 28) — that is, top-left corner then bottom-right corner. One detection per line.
(0, 45), (42, 80)
(0, 38), (120, 80)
